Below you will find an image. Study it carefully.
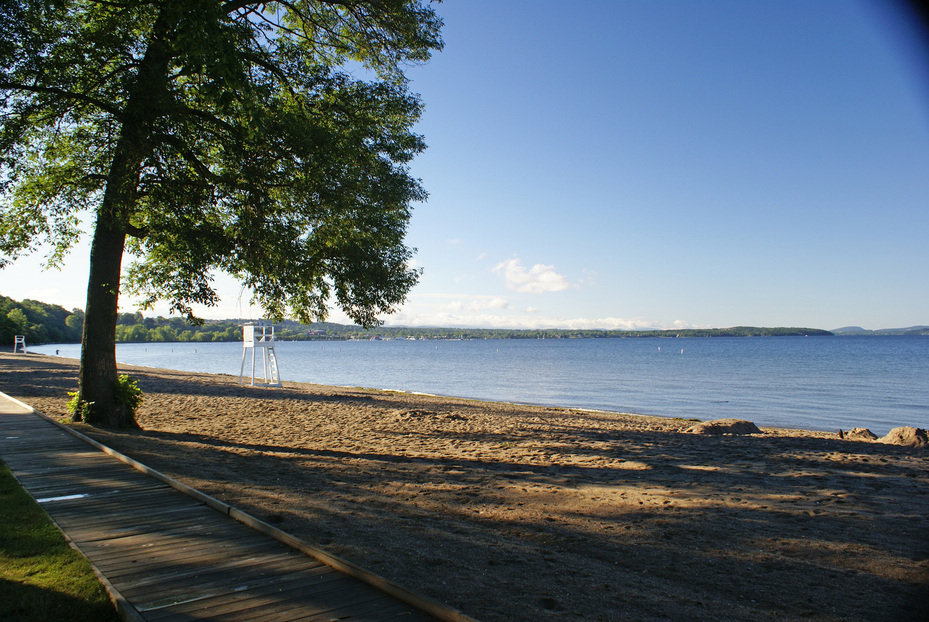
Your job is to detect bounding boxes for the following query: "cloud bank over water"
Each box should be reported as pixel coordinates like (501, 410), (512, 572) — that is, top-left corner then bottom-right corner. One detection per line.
(493, 258), (570, 294)
(378, 293), (689, 330)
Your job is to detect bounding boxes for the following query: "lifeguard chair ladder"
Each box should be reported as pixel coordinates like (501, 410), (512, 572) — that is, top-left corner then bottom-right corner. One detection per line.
(13, 335), (27, 354)
(239, 324), (282, 387)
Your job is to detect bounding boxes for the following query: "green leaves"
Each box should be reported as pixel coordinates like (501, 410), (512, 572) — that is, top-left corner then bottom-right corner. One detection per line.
(2, 1), (442, 327)
(271, 0), (443, 82)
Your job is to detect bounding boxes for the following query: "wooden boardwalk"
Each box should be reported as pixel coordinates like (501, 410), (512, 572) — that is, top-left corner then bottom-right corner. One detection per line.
(0, 393), (469, 621)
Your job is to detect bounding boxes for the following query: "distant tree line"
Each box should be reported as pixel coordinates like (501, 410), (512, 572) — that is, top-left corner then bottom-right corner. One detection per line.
(1, 295), (83, 346)
(3, 295), (841, 347)
(114, 313), (241, 343)
(344, 325), (836, 340)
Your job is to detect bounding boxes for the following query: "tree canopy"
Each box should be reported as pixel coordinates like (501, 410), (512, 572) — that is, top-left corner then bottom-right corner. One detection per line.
(0, 0), (443, 426)
(1, 0), (441, 323)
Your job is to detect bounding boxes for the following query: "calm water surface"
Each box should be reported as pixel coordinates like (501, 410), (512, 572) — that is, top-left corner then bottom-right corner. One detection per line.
(33, 336), (929, 436)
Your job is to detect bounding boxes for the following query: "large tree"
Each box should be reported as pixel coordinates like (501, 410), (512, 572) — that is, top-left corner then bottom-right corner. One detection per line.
(0, 0), (442, 427)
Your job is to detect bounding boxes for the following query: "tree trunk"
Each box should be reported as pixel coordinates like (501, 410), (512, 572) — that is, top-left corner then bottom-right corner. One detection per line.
(78, 217), (131, 427)
(76, 4), (175, 427)
(77, 129), (143, 428)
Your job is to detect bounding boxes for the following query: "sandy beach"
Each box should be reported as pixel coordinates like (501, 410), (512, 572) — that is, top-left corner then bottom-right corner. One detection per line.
(1, 352), (926, 621)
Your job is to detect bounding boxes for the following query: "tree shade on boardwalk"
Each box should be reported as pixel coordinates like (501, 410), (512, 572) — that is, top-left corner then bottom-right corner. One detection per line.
(0, 394), (468, 621)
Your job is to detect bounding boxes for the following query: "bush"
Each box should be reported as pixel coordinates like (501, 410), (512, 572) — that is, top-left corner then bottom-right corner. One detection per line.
(113, 375), (143, 418)
(66, 392), (93, 423)
(66, 375), (142, 423)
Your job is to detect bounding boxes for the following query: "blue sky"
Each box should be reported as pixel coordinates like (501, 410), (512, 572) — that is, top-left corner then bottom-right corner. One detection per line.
(3, 0), (928, 330)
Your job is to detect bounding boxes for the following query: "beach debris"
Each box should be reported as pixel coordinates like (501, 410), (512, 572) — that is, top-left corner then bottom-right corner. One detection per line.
(878, 426), (928, 448)
(684, 419), (762, 435)
(843, 427), (878, 441)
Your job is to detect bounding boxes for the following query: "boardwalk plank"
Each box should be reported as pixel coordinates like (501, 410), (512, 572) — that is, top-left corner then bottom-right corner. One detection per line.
(310, 594), (437, 620)
(20, 474), (163, 494)
(253, 591), (411, 622)
(85, 523), (272, 557)
(94, 538), (316, 579)
(22, 478), (166, 500)
(260, 590), (389, 622)
(33, 488), (177, 510)
(112, 551), (315, 593)
(55, 502), (221, 530)
(17, 461), (159, 480)
(126, 559), (337, 609)
(24, 473), (154, 488)
(50, 497), (206, 526)
(293, 596), (422, 622)
(147, 572), (376, 621)
(41, 502), (212, 537)
(141, 567), (349, 618)
(79, 522), (263, 560)
(86, 524), (324, 563)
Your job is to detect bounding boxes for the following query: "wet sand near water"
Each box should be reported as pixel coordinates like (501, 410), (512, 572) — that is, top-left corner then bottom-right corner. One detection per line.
(2, 352), (927, 621)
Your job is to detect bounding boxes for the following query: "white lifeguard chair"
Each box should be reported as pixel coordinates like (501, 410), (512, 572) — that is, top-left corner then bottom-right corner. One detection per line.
(239, 324), (282, 387)
(13, 335), (27, 354)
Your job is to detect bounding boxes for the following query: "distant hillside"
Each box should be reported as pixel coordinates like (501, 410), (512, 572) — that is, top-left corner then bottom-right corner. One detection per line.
(833, 326), (929, 336)
(0, 295), (83, 345)
(0, 295), (838, 344)
(129, 320), (834, 342)
(332, 325), (836, 340)
(832, 326), (868, 335)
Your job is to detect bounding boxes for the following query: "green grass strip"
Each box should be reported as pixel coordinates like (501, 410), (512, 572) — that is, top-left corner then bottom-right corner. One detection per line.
(0, 458), (118, 622)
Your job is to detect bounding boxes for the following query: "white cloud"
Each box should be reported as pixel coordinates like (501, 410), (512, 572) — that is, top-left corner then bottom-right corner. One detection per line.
(557, 316), (662, 330)
(385, 294), (694, 331)
(304, 291), (696, 332)
(493, 257), (570, 294)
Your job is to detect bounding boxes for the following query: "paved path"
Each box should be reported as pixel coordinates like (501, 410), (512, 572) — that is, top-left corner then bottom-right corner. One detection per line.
(0, 392), (468, 622)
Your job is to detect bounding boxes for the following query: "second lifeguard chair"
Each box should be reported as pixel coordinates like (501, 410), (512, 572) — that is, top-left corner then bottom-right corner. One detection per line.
(239, 324), (282, 387)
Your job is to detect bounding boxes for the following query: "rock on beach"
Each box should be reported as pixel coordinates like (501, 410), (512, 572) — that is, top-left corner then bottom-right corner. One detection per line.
(842, 427), (878, 441)
(684, 419), (762, 435)
(878, 426), (928, 448)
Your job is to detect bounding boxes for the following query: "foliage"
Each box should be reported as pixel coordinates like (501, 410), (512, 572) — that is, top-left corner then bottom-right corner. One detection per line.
(0, 460), (119, 622)
(0, 295), (82, 346)
(0, 0), (442, 325)
(112, 374), (143, 419)
(67, 375), (140, 423)
(66, 391), (94, 423)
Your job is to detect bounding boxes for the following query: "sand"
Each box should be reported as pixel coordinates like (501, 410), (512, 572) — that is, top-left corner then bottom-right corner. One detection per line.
(1, 352), (927, 621)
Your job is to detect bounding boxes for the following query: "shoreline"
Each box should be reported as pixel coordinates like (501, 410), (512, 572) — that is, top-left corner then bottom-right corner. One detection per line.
(15, 348), (878, 437)
(26, 338), (927, 436)
(1, 352), (927, 621)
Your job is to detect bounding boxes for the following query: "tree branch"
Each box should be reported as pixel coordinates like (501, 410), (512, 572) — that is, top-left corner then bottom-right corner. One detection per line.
(125, 222), (148, 239)
(152, 131), (224, 184)
(169, 103), (236, 133)
(0, 80), (123, 117)
(222, 0), (261, 14)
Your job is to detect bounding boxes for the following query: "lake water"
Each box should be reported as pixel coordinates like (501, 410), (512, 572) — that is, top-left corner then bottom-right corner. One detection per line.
(32, 336), (929, 436)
